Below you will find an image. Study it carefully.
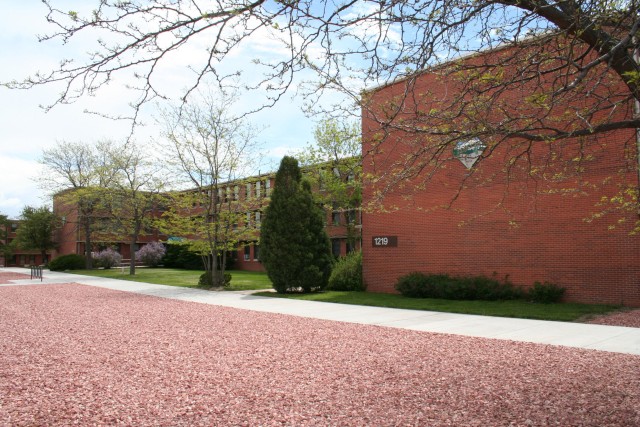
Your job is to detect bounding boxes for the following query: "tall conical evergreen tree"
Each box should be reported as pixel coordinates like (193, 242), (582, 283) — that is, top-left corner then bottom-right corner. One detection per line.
(261, 156), (332, 293)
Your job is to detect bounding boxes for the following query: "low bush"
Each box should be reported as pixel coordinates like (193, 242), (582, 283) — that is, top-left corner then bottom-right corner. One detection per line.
(528, 281), (566, 303)
(198, 272), (232, 288)
(94, 248), (122, 269)
(136, 242), (166, 267)
(48, 254), (86, 271)
(327, 251), (364, 291)
(395, 272), (522, 301)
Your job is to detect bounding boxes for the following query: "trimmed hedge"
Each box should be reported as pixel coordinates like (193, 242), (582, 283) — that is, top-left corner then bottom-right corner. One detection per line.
(395, 272), (567, 303)
(395, 272), (523, 301)
(48, 254), (86, 271)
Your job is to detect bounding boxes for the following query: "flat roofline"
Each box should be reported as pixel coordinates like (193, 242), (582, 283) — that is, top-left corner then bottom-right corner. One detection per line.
(361, 31), (557, 95)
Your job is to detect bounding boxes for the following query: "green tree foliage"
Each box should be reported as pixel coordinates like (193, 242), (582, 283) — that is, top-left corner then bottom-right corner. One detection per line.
(299, 118), (362, 249)
(0, 213), (12, 261)
(299, 118), (361, 208)
(327, 250), (364, 291)
(157, 90), (261, 288)
(41, 140), (119, 269)
(97, 141), (166, 275)
(261, 156), (333, 293)
(13, 206), (58, 264)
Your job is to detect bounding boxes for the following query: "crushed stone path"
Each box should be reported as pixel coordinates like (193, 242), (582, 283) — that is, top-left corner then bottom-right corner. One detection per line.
(1, 268), (639, 356)
(1, 280), (639, 426)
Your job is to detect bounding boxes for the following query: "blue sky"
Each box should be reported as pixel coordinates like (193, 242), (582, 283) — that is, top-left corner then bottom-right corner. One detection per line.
(0, 2), (346, 218)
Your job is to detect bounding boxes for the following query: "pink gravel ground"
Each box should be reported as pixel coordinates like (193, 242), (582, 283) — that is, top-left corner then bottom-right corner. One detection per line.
(0, 272), (32, 283)
(586, 309), (640, 328)
(0, 283), (638, 426)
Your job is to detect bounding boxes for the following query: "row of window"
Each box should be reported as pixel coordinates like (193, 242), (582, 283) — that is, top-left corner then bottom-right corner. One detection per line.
(331, 209), (358, 226)
(242, 238), (357, 262)
(190, 179), (272, 208)
(223, 179), (272, 202)
(243, 244), (259, 261)
(331, 239), (357, 258)
(228, 208), (359, 230)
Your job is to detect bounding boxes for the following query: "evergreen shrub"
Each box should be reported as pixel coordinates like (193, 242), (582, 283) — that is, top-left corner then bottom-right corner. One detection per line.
(395, 272), (522, 301)
(163, 243), (203, 270)
(48, 254), (86, 271)
(528, 281), (566, 303)
(261, 156), (332, 293)
(198, 272), (232, 288)
(327, 251), (364, 291)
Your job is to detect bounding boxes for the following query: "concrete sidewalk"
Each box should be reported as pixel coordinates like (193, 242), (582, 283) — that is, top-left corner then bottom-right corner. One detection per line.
(2, 267), (639, 355)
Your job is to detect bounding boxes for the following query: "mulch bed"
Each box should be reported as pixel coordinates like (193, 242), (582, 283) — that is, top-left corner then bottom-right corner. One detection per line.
(1, 283), (638, 426)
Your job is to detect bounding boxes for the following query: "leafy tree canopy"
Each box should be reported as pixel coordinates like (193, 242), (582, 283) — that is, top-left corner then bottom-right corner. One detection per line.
(13, 206), (58, 262)
(5, 0), (637, 135)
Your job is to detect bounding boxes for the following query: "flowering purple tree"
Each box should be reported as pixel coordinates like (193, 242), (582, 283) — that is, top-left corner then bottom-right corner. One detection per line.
(94, 248), (122, 269)
(135, 242), (166, 267)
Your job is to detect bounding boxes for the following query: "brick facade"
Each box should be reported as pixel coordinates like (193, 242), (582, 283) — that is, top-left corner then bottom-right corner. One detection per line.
(361, 40), (640, 306)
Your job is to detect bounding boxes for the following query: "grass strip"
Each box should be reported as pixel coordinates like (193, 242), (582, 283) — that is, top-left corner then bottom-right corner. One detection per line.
(66, 268), (272, 291)
(253, 290), (620, 322)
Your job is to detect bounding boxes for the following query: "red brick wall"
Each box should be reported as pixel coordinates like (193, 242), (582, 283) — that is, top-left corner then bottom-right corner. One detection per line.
(362, 43), (640, 306)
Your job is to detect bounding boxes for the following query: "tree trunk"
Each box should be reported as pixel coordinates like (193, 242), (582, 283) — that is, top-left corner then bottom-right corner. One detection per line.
(83, 218), (93, 269)
(129, 239), (137, 275)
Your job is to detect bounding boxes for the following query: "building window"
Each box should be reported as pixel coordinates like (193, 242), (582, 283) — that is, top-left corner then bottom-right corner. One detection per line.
(246, 183), (252, 199)
(265, 179), (271, 196)
(244, 245), (250, 261)
(234, 185), (240, 201)
(253, 244), (259, 261)
(332, 211), (341, 225)
(245, 212), (251, 227)
(346, 240), (356, 254)
(332, 239), (341, 258)
(255, 210), (261, 228)
(346, 209), (357, 225)
(255, 180), (261, 198)
(10, 223), (18, 232)
(332, 202), (341, 225)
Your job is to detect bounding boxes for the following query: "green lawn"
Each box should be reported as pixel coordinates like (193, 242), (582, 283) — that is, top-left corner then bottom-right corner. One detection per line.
(65, 268), (620, 322)
(67, 268), (272, 291)
(253, 290), (621, 322)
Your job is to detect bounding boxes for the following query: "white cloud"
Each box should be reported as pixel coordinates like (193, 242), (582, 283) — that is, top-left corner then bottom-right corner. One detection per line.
(0, 3), (359, 215)
(0, 155), (46, 218)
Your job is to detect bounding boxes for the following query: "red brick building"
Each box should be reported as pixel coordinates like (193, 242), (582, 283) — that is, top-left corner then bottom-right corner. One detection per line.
(361, 38), (640, 306)
(0, 219), (52, 267)
(53, 167), (361, 271)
